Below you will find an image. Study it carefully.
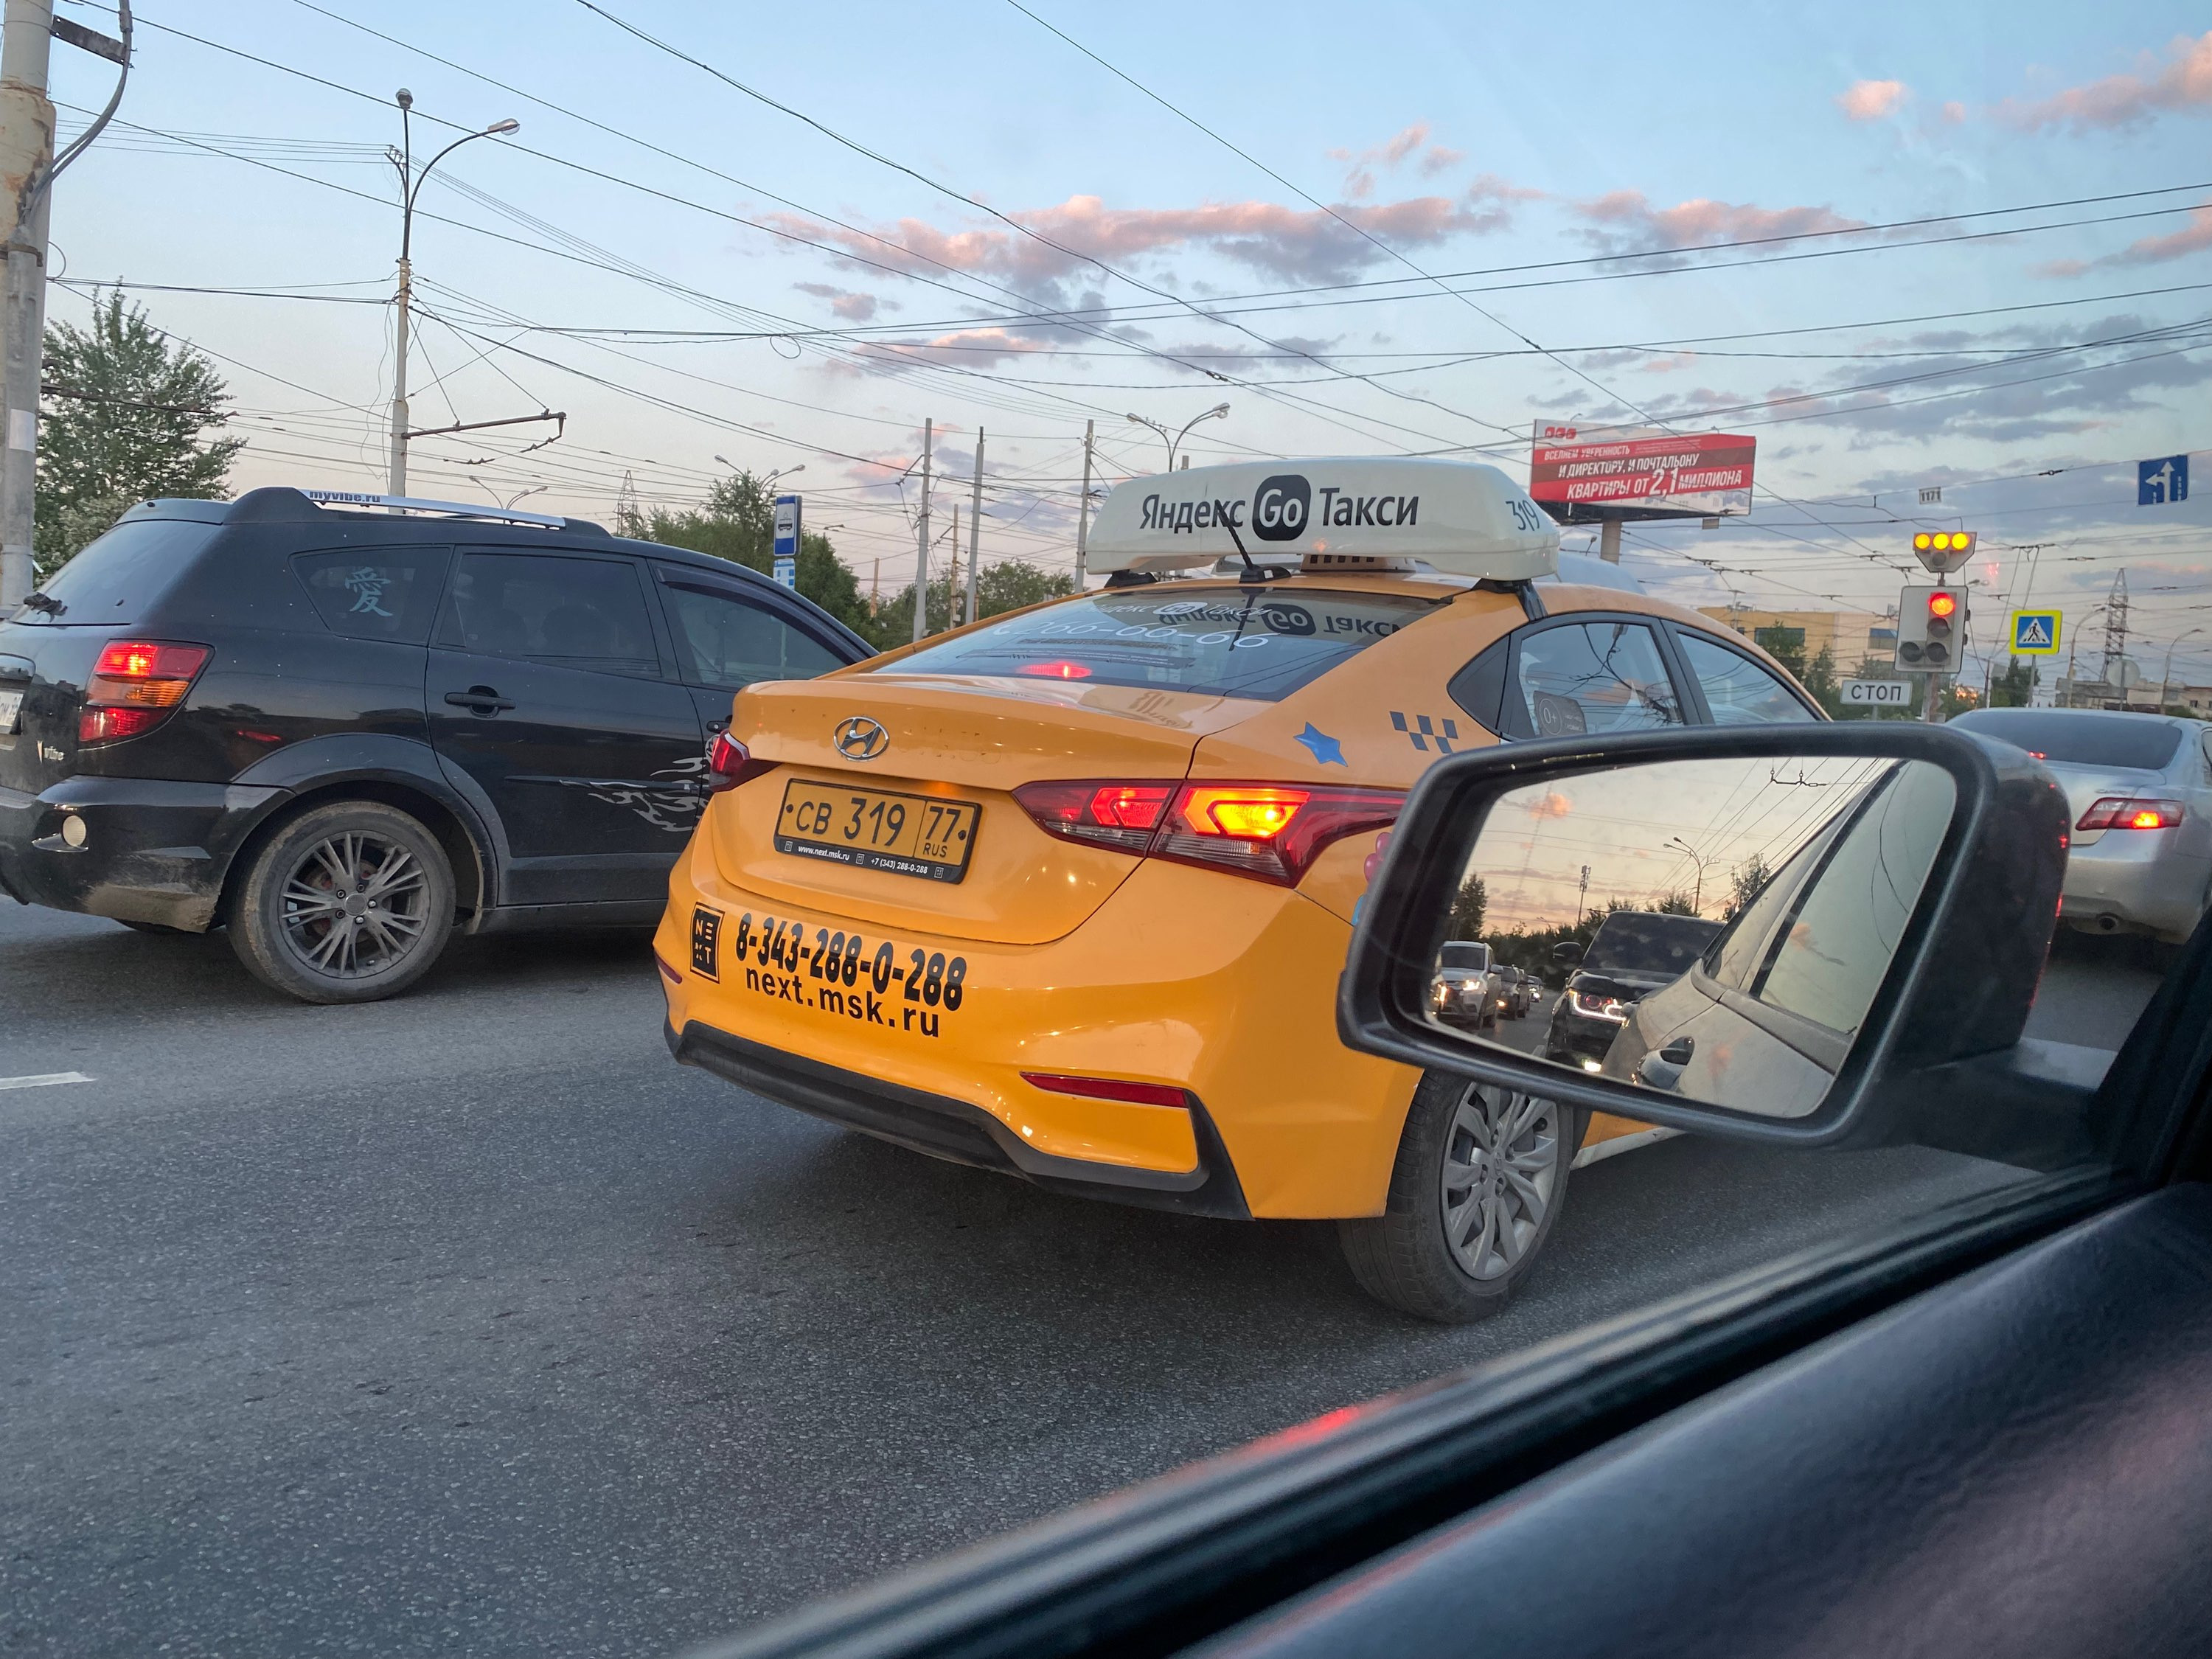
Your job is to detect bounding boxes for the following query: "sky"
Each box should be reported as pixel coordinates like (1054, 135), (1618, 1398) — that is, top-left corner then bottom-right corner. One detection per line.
(41, 1), (2212, 678)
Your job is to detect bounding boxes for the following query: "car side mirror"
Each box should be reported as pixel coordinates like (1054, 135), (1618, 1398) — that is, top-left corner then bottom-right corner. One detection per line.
(1338, 726), (2069, 1149)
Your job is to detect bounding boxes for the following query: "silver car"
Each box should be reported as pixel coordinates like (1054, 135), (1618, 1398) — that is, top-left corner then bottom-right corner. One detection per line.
(1430, 940), (1500, 1029)
(1950, 708), (2212, 943)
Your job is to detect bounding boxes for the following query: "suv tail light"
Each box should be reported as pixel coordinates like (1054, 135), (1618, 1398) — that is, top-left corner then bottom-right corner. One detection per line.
(1013, 778), (1402, 886)
(80, 640), (211, 745)
(2078, 796), (2185, 832)
(703, 729), (776, 794)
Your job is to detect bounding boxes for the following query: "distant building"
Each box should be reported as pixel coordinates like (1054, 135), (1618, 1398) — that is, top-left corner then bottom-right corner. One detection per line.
(1697, 607), (1894, 670)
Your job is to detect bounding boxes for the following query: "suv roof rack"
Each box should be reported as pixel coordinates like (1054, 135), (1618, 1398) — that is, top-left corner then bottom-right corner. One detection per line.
(300, 490), (588, 532)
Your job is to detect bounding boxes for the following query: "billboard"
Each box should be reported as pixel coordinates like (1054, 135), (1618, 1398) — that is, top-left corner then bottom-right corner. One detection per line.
(1529, 422), (1756, 522)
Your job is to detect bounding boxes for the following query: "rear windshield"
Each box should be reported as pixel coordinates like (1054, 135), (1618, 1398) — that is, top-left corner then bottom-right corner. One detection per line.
(1440, 943), (1490, 971)
(1950, 709), (2183, 771)
(16, 518), (219, 625)
(1585, 912), (1723, 975)
(879, 586), (1444, 701)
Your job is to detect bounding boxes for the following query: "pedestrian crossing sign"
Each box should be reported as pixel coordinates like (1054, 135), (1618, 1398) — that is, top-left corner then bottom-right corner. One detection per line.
(2009, 609), (2062, 656)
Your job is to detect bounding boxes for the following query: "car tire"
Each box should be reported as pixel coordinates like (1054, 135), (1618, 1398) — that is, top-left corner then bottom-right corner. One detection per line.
(228, 800), (456, 1005)
(1339, 1071), (1580, 1324)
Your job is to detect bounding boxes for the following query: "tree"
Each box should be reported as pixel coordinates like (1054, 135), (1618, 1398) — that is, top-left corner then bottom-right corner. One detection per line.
(1447, 874), (1487, 939)
(1653, 890), (1700, 916)
(619, 470), (873, 641)
(35, 293), (243, 580)
(1799, 644), (1843, 717)
(1989, 660), (2037, 708)
(864, 560), (1077, 653)
(1722, 853), (1773, 922)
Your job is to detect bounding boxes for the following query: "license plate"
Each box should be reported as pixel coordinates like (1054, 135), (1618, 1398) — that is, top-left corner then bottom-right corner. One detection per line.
(773, 779), (980, 883)
(0, 689), (20, 734)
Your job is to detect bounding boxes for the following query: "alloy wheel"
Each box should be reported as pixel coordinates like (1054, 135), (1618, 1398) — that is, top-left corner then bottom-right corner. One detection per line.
(1440, 1083), (1564, 1281)
(278, 830), (432, 979)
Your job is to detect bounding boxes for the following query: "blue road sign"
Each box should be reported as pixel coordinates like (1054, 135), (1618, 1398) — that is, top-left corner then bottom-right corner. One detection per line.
(773, 493), (802, 590)
(2139, 454), (2189, 506)
(2009, 609), (2061, 655)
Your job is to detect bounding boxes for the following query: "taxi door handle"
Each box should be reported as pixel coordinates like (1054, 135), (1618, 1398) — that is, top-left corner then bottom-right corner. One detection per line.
(444, 686), (515, 715)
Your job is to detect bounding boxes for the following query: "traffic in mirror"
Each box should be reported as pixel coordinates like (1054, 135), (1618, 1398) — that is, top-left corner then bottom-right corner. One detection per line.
(1341, 726), (2071, 1149)
(1422, 755), (1958, 1119)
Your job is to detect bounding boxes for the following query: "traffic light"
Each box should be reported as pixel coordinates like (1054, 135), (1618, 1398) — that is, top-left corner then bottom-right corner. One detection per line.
(1896, 585), (1965, 671)
(1910, 529), (1977, 574)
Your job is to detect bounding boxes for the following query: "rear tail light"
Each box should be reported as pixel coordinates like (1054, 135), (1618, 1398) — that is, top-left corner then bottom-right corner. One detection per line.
(79, 640), (210, 745)
(1020, 1071), (1190, 1109)
(1013, 778), (1403, 885)
(2077, 797), (2185, 832)
(703, 729), (777, 794)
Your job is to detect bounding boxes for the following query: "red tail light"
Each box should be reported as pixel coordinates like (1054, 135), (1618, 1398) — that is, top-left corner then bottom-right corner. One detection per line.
(1013, 778), (1403, 885)
(79, 640), (210, 745)
(703, 729), (776, 794)
(2078, 796), (2185, 832)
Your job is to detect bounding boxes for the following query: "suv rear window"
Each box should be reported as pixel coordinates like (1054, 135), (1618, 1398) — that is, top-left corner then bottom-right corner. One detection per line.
(16, 518), (218, 625)
(1950, 709), (2183, 771)
(878, 586), (1443, 701)
(1585, 912), (1723, 975)
(1440, 943), (1491, 972)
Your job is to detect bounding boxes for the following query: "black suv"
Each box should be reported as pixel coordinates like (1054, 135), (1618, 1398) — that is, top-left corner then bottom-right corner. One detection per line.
(0, 488), (871, 1002)
(1543, 908), (1725, 1069)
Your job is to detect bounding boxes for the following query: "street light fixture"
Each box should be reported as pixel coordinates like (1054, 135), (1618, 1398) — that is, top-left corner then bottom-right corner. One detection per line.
(388, 93), (521, 495)
(468, 477), (547, 512)
(1663, 836), (1715, 916)
(2156, 627), (2204, 714)
(1127, 403), (1230, 474)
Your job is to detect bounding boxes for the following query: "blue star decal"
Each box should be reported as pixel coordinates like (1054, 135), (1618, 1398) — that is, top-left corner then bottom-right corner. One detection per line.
(1294, 723), (1347, 766)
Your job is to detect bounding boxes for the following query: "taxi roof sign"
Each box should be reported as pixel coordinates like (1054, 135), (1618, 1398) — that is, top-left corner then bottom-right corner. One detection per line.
(1085, 458), (1559, 580)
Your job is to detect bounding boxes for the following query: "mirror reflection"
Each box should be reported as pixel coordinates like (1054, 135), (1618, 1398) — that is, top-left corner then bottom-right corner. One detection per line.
(1428, 756), (1958, 1118)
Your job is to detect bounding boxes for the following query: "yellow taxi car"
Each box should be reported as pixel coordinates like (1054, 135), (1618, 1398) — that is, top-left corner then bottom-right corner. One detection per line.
(653, 458), (1820, 1321)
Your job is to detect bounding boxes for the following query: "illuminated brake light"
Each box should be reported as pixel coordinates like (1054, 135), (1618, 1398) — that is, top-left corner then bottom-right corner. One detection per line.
(1018, 660), (1092, 679)
(1015, 778), (1402, 884)
(2078, 796), (2184, 832)
(80, 640), (211, 745)
(1020, 1071), (1189, 1109)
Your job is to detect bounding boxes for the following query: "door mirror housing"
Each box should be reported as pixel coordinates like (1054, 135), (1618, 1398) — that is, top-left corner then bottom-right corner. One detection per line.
(1338, 726), (2069, 1149)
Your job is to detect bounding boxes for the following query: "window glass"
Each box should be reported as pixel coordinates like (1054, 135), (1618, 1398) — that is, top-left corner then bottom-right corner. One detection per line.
(1439, 942), (1490, 972)
(15, 518), (217, 625)
(441, 552), (659, 675)
(293, 547), (451, 645)
(1753, 761), (1958, 1035)
(1950, 709), (2183, 771)
(1512, 621), (1684, 737)
(661, 578), (844, 689)
(881, 585), (1444, 701)
(1678, 632), (1814, 726)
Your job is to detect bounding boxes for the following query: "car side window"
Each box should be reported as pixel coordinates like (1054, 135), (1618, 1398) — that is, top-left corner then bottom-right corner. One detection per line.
(658, 576), (845, 690)
(1677, 631), (1815, 725)
(1511, 621), (1685, 737)
(293, 546), (451, 645)
(439, 552), (661, 676)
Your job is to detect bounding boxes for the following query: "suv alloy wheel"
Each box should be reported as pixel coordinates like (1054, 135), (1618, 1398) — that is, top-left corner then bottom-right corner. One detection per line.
(228, 801), (457, 1004)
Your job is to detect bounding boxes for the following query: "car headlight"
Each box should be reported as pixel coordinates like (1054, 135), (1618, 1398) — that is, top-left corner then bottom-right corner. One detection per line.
(1571, 990), (1629, 1022)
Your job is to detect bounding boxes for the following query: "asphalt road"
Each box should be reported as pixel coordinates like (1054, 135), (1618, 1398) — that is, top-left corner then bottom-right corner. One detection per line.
(0, 906), (2164, 1658)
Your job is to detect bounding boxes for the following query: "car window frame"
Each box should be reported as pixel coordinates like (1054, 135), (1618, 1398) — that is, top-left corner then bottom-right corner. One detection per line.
(1663, 623), (1823, 726)
(433, 544), (681, 682)
(648, 561), (860, 690)
(1458, 611), (1701, 741)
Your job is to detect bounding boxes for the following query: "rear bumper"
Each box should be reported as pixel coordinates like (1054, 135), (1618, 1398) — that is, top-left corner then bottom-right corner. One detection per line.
(2060, 836), (2209, 940)
(668, 1018), (1250, 1217)
(0, 775), (284, 929)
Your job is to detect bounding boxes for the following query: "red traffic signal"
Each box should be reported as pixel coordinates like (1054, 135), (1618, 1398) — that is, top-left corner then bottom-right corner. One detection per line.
(1927, 591), (1958, 625)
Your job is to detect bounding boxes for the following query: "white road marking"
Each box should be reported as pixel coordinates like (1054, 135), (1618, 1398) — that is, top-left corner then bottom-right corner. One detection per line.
(0, 1071), (94, 1092)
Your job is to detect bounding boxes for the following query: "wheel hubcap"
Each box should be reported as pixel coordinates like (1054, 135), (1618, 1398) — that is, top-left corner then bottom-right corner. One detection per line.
(279, 830), (429, 979)
(1440, 1084), (1563, 1281)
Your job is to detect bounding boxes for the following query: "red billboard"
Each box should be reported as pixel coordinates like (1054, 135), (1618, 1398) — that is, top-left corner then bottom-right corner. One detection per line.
(1529, 422), (1756, 520)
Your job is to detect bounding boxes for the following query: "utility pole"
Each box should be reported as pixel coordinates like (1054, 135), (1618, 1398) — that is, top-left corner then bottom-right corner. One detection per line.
(911, 417), (931, 644)
(869, 557), (880, 617)
(945, 503), (959, 627)
(2102, 568), (2129, 692)
(965, 426), (983, 628)
(1576, 864), (1590, 926)
(1598, 521), (1622, 564)
(1074, 419), (1093, 587)
(0, 0), (53, 614)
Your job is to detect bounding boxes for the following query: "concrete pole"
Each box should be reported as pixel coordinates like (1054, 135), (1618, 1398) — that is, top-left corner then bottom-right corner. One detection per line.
(945, 504), (958, 626)
(0, 0), (55, 614)
(388, 255), (411, 495)
(965, 426), (982, 627)
(911, 418), (931, 644)
(1074, 419), (1093, 587)
(1598, 520), (1622, 564)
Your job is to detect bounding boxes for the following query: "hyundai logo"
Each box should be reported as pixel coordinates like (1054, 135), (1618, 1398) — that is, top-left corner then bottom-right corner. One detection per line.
(834, 716), (889, 761)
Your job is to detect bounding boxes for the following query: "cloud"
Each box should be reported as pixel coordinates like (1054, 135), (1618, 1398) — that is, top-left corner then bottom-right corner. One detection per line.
(1329, 122), (1474, 197)
(766, 186), (1528, 296)
(793, 282), (892, 321)
(1573, 190), (1868, 254)
(1941, 100), (1967, 125)
(1836, 79), (1909, 121)
(1525, 790), (1573, 820)
(1995, 29), (2212, 133)
(2034, 204), (2212, 277)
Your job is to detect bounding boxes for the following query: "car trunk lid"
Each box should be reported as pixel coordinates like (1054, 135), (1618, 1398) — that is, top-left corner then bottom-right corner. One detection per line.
(711, 671), (1264, 944)
(0, 627), (108, 796)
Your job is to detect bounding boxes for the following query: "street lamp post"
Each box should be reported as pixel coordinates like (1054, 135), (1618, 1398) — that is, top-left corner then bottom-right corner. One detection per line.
(1126, 403), (1229, 474)
(714, 456), (805, 494)
(1664, 836), (1714, 915)
(2156, 628), (2203, 714)
(389, 91), (519, 496)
